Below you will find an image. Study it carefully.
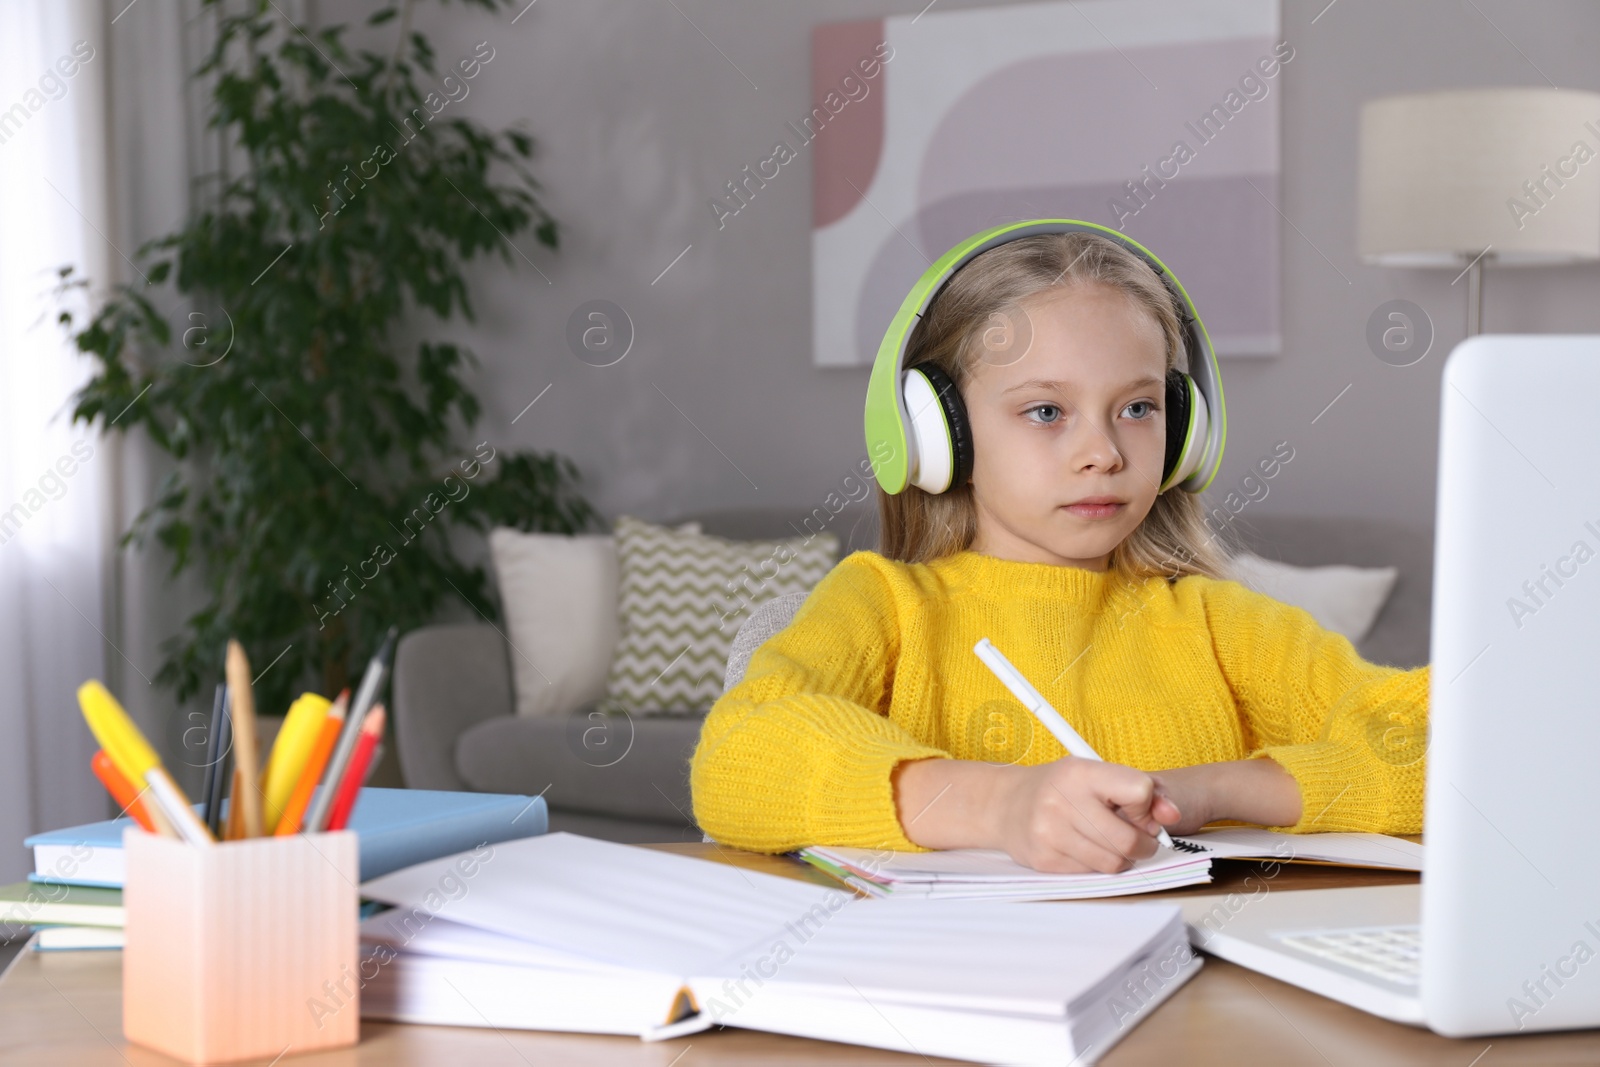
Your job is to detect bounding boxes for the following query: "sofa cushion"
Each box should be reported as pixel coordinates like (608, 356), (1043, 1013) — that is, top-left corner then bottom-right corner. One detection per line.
(1225, 551), (1399, 644)
(601, 515), (837, 715)
(1222, 514), (1433, 668)
(488, 522), (699, 718)
(455, 708), (707, 825)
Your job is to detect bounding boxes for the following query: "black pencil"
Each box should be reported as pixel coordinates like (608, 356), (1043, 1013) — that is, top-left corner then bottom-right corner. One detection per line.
(197, 684), (224, 825)
(203, 685), (234, 838)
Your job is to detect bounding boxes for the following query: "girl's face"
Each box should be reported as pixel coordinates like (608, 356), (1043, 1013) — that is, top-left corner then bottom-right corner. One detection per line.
(961, 282), (1168, 571)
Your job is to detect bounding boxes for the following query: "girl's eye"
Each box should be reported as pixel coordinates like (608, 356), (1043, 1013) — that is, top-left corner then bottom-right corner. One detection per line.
(1023, 401), (1158, 425)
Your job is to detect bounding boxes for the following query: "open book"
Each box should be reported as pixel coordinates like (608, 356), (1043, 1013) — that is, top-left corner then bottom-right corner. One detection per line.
(800, 828), (1423, 902)
(355, 833), (1200, 1066)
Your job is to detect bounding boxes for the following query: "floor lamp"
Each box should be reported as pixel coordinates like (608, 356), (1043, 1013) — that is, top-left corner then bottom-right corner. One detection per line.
(1357, 88), (1600, 337)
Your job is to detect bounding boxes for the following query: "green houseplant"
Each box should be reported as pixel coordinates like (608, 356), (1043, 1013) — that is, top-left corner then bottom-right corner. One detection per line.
(58, 0), (595, 715)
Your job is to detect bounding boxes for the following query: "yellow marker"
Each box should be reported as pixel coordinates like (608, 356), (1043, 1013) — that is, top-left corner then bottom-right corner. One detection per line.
(78, 680), (161, 785)
(77, 680), (212, 845)
(261, 692), (332, 833)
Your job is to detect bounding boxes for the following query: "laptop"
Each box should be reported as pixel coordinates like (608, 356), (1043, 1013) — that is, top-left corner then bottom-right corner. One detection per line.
(1177, 335), (1600, 1037)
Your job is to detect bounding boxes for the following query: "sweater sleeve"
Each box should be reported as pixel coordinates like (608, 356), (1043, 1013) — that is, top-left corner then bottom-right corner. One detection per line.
(1196, 577), (1430, 834)
(690, 553), (949, 854)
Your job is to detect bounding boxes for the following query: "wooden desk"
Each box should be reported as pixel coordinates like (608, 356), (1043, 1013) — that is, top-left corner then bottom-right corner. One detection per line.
(4, 843), (1598, 1065)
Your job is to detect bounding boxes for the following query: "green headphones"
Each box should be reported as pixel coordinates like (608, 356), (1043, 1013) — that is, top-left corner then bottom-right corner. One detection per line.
(863, 219), (1226, 497)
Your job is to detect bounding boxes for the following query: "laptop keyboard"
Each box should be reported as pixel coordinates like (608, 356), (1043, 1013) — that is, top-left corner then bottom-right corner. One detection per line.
(1271, 925), (1422, 986)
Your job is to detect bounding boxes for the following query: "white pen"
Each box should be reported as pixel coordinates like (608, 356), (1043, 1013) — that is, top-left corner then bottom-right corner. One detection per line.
(973, 637), (1179, 851)
(143, 766), (216, 847)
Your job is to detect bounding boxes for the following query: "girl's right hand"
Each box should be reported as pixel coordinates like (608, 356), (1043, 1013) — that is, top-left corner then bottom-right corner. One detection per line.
(987, 758), (1181, 874)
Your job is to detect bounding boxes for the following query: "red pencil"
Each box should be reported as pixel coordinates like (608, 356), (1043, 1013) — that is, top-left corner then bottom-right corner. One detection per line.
(90, 748), (157, 833)
(325, 705), (385, 832)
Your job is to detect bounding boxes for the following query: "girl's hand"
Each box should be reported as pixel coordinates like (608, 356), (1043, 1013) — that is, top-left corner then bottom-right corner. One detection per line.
(891, 756), (1304, 872)
(1145, 765), (1219, 836)
(1149, 759), (1303, 833)
(986, 758), (1183, 874)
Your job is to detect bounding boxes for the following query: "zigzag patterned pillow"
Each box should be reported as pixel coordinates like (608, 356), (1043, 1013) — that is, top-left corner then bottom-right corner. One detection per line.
(601, 515), (839, 715)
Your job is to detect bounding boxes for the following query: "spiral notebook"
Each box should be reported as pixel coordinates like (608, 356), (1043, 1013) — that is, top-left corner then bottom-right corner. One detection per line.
(799, 828), (1423, 902)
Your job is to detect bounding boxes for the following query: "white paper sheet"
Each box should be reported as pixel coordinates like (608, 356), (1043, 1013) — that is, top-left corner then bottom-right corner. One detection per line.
(359, 832), (850, 974)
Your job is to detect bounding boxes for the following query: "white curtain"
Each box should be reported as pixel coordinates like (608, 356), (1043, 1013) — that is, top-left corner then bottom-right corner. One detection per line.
(0, 0), (114, 882)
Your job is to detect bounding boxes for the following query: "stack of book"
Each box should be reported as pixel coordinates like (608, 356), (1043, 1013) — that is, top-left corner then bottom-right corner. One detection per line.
(6, 788), (550, 952)
(0, 881), (124, 951)
(7, 630), (549, 954)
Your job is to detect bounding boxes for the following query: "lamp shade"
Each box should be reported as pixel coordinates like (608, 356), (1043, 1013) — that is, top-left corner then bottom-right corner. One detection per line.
(1358, 88), (1600, 267)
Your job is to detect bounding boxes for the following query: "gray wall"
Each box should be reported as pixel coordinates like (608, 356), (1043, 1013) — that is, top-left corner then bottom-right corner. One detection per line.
(341, 0), (1600, 536)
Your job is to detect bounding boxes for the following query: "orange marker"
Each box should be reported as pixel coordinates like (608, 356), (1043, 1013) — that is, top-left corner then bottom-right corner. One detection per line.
(326, 705), (385, 832)
(274, 691), (348, 836)
(90, 749), (156, 833)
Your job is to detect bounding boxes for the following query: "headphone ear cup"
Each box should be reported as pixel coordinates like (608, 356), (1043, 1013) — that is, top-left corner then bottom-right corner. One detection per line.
(1162, 370), (1193, 490)
(913, 363), (975, 493)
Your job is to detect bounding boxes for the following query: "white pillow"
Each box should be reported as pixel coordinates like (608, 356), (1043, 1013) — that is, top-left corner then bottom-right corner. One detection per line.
(489, 524), (699, 718)
(1225, 551), (1399, 644)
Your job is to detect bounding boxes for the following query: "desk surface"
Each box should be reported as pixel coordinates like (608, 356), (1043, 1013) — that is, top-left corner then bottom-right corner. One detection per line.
(3, 843), (1597, 1065)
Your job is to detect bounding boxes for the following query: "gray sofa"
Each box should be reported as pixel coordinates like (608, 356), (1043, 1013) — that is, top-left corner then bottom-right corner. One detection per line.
(392, 506), (1434, 842)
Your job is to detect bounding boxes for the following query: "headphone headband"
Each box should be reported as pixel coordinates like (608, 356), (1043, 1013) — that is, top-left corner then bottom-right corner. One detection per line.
(864, 219), (1226, 496)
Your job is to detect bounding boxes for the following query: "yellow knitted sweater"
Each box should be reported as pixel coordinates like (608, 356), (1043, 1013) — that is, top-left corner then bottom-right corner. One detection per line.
(690, 548), (1430, 854)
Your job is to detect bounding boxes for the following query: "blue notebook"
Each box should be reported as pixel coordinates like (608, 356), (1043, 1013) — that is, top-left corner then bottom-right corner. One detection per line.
(25, 788), (548, 888)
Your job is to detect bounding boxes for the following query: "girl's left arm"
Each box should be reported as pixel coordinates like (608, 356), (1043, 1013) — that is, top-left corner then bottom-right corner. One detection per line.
(1192, 577), (1430, 834)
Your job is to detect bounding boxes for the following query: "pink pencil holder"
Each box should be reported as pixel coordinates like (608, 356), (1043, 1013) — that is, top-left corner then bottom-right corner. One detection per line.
(122, 827), (360, 1064)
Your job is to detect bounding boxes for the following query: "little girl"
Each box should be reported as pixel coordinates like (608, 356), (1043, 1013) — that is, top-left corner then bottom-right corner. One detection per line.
(690, 231), (1430, 874)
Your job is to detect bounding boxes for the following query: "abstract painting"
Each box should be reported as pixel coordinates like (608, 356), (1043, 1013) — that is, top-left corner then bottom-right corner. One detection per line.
(810, 0), (1284, 367)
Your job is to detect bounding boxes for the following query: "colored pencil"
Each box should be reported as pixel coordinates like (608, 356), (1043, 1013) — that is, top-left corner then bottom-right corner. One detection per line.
(204, 687), (233, 838)
(197, 683), (227, 829)
(225, 768), (245, 841)
(305, 628), (396, 834)
(325, 705), (385, 832)
(223, 640), (264, 838)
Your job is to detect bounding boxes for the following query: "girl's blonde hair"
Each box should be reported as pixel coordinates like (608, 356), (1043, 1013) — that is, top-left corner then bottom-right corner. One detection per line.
(876, 230), (1236, 584)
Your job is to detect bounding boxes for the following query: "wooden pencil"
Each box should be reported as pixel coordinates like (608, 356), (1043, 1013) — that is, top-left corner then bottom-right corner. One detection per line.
(223, 639), (264, 838)
(225, 767), (244, 841)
